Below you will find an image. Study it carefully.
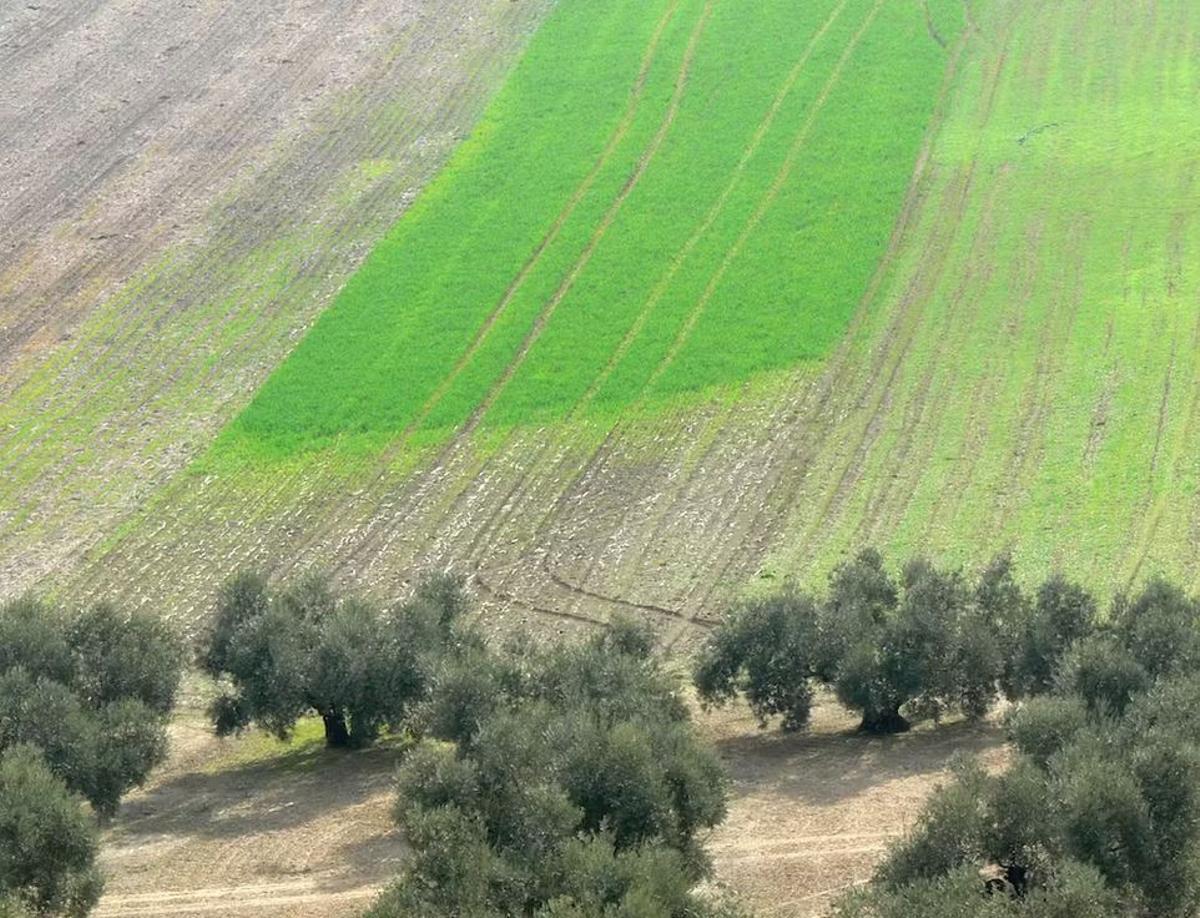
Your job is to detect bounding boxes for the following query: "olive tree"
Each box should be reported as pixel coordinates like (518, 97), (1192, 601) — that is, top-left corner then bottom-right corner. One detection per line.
(201, 571), (471, 748)
(0, 596), (181, 817)
(373, 618), (735, 917)
(693, 585), (820, 731)
(849, 664), (1200, 917)
(1112, 577), (1200, 679)
(0, 745), (102, 916)
(1014, 574), (1097, 696)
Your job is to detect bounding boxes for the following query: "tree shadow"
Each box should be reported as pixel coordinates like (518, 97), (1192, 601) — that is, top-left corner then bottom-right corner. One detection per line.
(712, 713), (1006, 808)
(107, 736), (403, 853)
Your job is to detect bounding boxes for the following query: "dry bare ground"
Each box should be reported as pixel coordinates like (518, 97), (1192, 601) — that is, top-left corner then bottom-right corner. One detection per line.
(702, 699), (1009, 916)
(91, 695), (1006, 917)
(94, 714), (405, 918)
(0, 0), (553, 596)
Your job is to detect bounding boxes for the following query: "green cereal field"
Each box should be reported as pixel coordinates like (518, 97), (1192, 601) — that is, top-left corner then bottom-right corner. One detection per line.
(220, 0), (963, 458)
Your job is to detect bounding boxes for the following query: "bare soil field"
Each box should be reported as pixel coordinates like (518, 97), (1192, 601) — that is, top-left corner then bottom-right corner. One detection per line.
(93, 696), (1005, 918)
(94, 713), (405, 918)
(0, 0), (552, 596)
(703, 700), (1008, 916)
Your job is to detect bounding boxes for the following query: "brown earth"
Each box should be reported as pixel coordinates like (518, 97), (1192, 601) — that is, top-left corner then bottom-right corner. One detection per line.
(94, 713), (405, 918)
(93, 695), (1005, 918)
(0, 0), (553, 596)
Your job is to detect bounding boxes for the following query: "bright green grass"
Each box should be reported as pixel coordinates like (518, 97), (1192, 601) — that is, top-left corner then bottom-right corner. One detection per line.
(219, 0), (962, 460)
(764, 0), (1200, 594)
(200, 717), (328, 774)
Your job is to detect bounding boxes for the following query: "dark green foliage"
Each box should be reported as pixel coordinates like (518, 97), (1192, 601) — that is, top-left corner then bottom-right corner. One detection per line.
(693, 585), (819, 731)
(65, 602), (182, 714)
(870, 744), (1177, 914)
(835, 866), (1012, 918)
(421, 648), (516, 748)
(853, 619), (1200, 916)
(376, 617), (731, 917)
(1053, 745), (1154, 895)
(0, 898), (30, 918)
(1111, 577), (1200, 679)
(836, 861), (1123, 918)
(1126, 733), (1200, 913)
(875, 759), (989, 887)
(982, 759), (1060, 885)
(820, 552), (914, 732)
(0, 674), (166, 817)
(87, 700), (170, 818)
(695, 550), (1194, 735)
(201, 571), (469, 747)
(0, 596), (181, 818)
(693, 550), (1200, 915)
(0, 596), (73, 686)
(0, 596), (181, 715)
(1015, 575), (1098, 696)
(698, 549), (1014, 733)
(368, 804), (504, 918)
(0, 745), (102, 917)
(537, 837), (746, 918)
(815, 548), (898, 681)
(0, 670), (97, 800)
(1121, 674), (1200, 746)
(972, 553), (1031, 698)
(1054, 635), (1148, 716)
(1007, 696), (1088, 767)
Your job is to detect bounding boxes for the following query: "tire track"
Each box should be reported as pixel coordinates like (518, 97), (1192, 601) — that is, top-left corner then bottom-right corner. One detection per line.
(268, 0), (698, 582)
(380, 0), (685, 450)
(855, 178), (1010, 547)
(654, 6), (987, 638)
(496, 0), (977, 639)
(17, 0), (554, 605)
(777, 6), (1010, 569)
(331, 0), (715, 580)
(573, 0), (854, 414)
(416, 0), (859, 623)
(456, 0), (714, 439)
(95, 883), (382, 917)
(641, 0), (887, 395)
(509, 0), (894, 631)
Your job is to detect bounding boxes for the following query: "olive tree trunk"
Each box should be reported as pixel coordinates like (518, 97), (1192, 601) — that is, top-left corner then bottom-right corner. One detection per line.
(322, 710), (351, 748)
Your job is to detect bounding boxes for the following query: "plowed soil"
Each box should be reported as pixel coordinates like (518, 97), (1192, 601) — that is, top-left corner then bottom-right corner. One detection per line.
(4, 1), (1197, 915)
(0, 0), (552, 595)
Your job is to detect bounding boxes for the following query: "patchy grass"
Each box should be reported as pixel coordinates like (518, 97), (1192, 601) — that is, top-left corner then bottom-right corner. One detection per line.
(765, 0), (1200, 592)
(201, 717), (330, 774)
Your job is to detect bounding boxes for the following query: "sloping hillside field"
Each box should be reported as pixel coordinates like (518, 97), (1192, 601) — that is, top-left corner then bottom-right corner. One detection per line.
(9, 0), (1200, 626)
(6, 0), (1200, 915)
(220, 0), (961, 456)
(64, 0), (969, 616)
